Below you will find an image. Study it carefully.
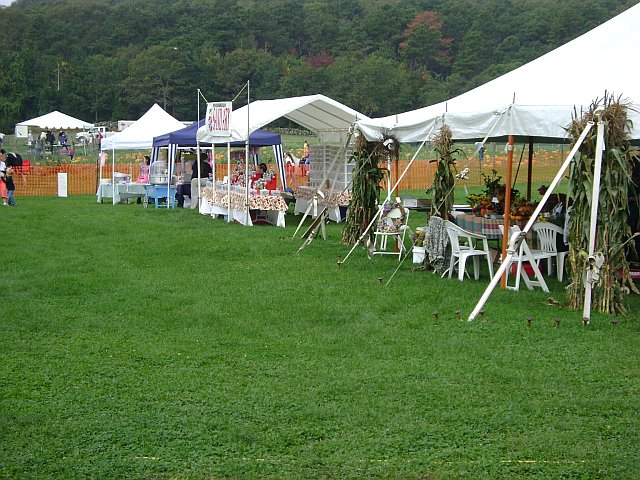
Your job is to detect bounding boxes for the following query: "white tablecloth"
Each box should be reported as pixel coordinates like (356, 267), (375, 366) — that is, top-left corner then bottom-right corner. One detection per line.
(96, 183), (148, 204)
(294, 186), (349, 223)
(200, 185), (287, 227)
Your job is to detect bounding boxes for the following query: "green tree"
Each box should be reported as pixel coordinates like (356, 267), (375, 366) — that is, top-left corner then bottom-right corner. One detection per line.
(120, 45), (187, 115)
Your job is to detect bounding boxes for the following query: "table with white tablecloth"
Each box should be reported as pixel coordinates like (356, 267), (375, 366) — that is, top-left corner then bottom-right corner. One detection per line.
(96, 182), (148, 204)
(293, 186), (350, 223)
(200, 184), (288, 227)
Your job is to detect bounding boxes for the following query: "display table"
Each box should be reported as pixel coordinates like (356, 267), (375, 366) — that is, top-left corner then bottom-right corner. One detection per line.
(96, 182), (148, 204)
(294, 186), (350, 223)
(145, 184), (176, 208)
(452, 213), (529, 240)
(201, 184), (288, 227)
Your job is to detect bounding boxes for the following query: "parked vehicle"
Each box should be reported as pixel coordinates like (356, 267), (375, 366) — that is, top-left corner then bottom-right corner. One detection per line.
(75, 126), (114, 146)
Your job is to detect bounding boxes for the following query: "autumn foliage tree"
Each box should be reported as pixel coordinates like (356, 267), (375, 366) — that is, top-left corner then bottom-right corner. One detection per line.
(399, 11), (453, 75)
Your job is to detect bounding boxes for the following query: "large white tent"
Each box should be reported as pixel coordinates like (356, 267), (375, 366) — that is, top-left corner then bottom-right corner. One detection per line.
(356, 3), (640, 144)
(197, 94), (369, 144)
(101, 104), (185, 150)
(16, 110), (93, 132)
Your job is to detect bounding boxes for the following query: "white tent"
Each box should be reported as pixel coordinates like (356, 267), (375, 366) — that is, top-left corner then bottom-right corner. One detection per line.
(101, 104), (185, 150)
(197, 94), (369, 144)
(196, 93), (369, 224)
(100, 104), (185, 205)
(357, 3), (640, 143)
(16, 110), (93, 131)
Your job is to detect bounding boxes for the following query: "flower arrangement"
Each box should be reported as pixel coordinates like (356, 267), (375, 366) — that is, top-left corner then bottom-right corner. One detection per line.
(465, 169), (527, 216)
(410, 228), (426, 247)
(230, 161), (246, 186)
(376, 201), (406, 233)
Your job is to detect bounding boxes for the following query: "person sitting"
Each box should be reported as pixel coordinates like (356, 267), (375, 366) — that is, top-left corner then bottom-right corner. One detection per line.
(301, 140), (311, 164)
(190, 152), (213, 210)
(284, 151), (300, 188)
(136, 155), (150, 183)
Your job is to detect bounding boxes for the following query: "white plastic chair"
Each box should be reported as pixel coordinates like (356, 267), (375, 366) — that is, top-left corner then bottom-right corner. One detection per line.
(445, 220), (494, 281)
(532, 222), (569, 281)
(372, 205), (411, 260)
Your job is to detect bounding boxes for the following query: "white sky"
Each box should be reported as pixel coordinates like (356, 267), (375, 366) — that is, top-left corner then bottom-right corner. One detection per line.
(0, 0), (14, 5)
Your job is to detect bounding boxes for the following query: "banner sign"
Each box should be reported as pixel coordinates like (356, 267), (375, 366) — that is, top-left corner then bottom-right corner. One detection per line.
(206, 102), (232, 136)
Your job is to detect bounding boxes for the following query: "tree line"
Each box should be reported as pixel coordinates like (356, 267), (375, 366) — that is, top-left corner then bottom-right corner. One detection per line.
(0, 0), (635, 132)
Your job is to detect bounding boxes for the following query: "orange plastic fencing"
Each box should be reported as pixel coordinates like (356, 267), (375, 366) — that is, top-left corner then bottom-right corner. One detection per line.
(12, 149), (565, 198)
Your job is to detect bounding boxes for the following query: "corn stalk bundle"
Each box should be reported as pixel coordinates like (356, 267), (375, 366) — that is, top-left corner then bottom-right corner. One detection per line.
(341, 135), (393, 245)
(566, 96), (639, 314)
(427, 124), (457, 218)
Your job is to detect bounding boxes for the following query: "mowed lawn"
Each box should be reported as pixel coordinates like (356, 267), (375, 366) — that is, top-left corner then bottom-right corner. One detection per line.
(1, 196), (639, 479)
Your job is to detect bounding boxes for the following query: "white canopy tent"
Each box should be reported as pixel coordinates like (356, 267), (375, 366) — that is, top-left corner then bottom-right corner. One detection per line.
(100, 104), (185, 205)
(197, 94), (369, 145)
(101, 103), (185, 150)
(196, 93), (369, 224)
(353, 3), (640, 322)
(357, 2), (640, 144)
(16, 110), (93, 134)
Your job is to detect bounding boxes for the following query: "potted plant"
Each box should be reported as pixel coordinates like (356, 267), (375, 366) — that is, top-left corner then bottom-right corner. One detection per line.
(410, 228), (426, 264)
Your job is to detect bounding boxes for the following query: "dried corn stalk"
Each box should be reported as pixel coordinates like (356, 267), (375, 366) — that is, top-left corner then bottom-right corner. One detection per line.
(566, 95), (639, 314)
(341, 135), (394, 245)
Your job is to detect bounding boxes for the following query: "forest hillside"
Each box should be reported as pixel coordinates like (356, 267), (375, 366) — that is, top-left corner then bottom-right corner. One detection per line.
(0, 0), (636, 131)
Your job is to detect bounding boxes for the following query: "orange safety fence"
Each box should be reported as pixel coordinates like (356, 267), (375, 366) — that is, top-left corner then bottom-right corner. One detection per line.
(11, 150), (565, 198)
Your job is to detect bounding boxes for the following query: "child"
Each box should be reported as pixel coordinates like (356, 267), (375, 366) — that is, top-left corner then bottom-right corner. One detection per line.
(0, 149), (7, 205)
(69, 142), (75, 162)
(3, 166), (15, 206)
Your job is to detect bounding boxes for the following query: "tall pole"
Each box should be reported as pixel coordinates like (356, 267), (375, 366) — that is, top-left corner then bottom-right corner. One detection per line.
(583, 114), (605, 324)
(500, 135), (515, 288)
(527, 137), (534, 201)
(245, 80), (250, 226)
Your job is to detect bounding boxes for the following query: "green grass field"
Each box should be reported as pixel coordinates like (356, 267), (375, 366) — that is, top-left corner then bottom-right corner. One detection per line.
(1, 196), (639, 479)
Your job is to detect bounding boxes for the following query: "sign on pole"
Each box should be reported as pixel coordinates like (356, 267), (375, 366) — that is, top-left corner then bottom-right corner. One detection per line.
(206, 102), (232, 136)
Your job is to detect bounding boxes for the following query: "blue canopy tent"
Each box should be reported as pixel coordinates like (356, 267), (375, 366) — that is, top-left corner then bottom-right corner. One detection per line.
(152, 119), (286, 189)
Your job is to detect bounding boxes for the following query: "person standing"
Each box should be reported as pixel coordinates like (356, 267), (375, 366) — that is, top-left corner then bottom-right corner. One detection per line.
(3, 166), (16, 206)
(0, 150), (8, 205)
(190, 152), (212, 210)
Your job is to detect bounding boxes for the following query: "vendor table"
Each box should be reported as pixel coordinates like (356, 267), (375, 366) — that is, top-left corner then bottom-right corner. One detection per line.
(452, 213), (529, 240)
(145, 184), (176, 208)
(200, 184), (288, 227)
(294, 186), (350, 223)
(96, 182), (147, 204)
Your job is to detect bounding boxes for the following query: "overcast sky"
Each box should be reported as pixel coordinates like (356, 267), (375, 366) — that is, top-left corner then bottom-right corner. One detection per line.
(0, 0), (14, 5)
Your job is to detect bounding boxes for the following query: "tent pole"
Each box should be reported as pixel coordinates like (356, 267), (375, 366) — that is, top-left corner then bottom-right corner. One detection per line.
(527, 136), (534, 201)
(111, 148), (116, 205)
(469, 121), (594, 321)
(582, 114), (605, 325)
(245, 81), (250, 226)
(500, 135), (515, 288)
(227, 143), (231, 222)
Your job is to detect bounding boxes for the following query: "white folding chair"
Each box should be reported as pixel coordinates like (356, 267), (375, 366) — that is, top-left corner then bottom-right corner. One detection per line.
(445, 220), (494, 281)
(372, 205), (411, 260)
(532, 222), (569, 281)
(499, 225), (552, 291)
